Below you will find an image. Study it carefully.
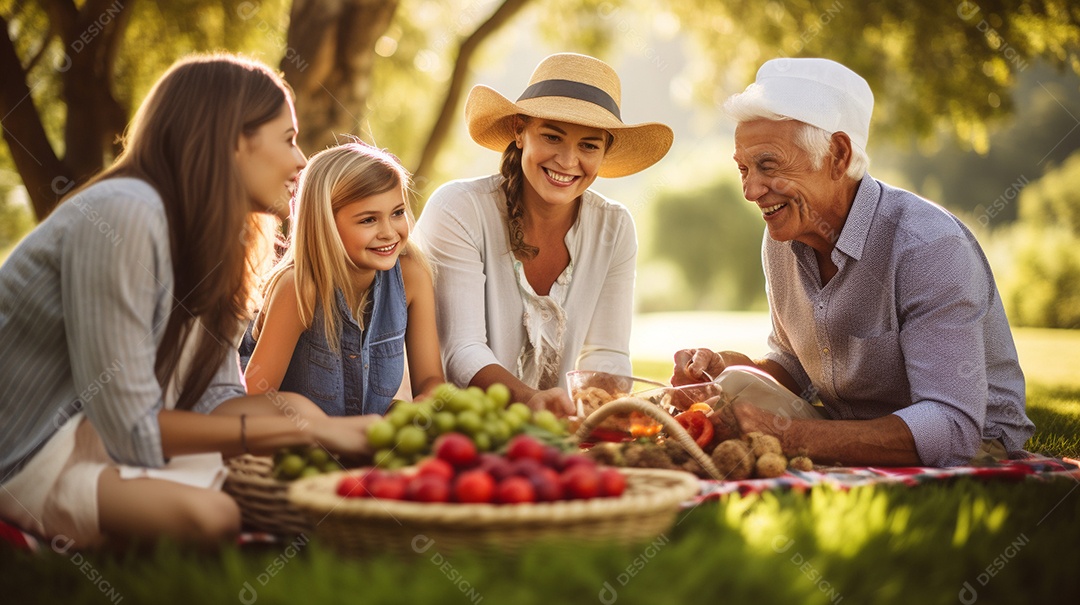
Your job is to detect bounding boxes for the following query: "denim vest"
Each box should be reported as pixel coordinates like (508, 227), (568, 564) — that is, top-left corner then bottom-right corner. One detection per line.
(240, 262), (407, 416)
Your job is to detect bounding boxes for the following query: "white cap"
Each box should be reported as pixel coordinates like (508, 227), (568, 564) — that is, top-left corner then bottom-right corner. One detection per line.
(736, 58), (874, 153)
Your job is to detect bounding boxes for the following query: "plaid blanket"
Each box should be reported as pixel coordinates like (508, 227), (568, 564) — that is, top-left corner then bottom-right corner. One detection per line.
(690, 454), (1080, 505)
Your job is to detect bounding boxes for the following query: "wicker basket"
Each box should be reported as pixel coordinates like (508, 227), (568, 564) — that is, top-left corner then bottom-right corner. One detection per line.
(573, 397), (726, 481)
(288, 467), (699, 555)
(223, 454), (313, 535)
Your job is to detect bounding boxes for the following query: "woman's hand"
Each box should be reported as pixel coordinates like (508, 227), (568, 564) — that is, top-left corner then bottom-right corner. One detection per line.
(308, 414), (380, 457)
(526, 387), (575, 417)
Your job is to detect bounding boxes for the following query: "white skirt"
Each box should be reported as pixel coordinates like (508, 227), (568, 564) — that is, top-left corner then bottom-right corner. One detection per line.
(0, 413), (226, 548)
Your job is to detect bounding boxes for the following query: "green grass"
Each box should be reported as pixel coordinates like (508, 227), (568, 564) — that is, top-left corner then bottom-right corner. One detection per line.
(3, 479), (1077, 604)
(3, 328), (1078, 603)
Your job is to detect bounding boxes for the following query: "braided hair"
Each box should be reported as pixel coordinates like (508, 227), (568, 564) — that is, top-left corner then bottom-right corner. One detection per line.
(499, 135), (540, 261)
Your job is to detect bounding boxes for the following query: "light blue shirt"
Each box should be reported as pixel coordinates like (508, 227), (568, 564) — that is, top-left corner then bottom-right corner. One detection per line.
(763, 174), (1034, 466)
(0, 178), (245, 481)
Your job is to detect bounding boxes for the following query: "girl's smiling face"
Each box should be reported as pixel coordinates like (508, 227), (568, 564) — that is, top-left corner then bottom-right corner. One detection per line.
(516, 118), (608, 209)
(334, 187), (410, 274)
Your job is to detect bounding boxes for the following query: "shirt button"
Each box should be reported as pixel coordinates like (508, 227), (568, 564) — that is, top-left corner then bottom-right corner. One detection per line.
(822, 347), (829, 354)
(348, 354), (358, 359)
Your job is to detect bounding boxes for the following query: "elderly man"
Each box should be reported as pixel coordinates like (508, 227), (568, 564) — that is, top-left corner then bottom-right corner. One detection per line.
(672, 58), (1034, 467)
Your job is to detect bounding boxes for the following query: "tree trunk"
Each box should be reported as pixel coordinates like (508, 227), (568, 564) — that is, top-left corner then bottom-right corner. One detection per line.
(0, 0), (132, 219)
(284, 0), (399, 155)
(410, 0), (530, 200)
(0, 13), (69, 219)
(55, 0), (132, 185)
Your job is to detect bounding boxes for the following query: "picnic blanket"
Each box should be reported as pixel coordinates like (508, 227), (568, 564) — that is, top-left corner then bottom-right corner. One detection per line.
(4, 455), (1078, 552)
(690, 454), (1080, 505)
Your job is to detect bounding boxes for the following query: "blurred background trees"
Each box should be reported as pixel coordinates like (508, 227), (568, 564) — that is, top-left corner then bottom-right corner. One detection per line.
(2, 0), (1079, 327)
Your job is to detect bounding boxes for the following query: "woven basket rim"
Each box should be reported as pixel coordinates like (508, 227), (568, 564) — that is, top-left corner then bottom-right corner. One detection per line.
(288, 467), (699, 526)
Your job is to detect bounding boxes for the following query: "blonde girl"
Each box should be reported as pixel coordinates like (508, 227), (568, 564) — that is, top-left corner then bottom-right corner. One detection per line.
(242, 143), (444, 415)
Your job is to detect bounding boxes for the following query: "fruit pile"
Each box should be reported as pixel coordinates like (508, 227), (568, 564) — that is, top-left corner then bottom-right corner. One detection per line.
(336, 434), (627, 504)
(586, 399), (815, 480)
(365, 383), (567, 470)
(273, 445), (340, 481)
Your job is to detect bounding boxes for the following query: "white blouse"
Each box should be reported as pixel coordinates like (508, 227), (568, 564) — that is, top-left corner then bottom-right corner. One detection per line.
(415, 175), (636, 390)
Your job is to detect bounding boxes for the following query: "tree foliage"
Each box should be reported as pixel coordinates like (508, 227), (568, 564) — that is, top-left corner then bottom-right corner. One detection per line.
(0, 0), (530, 219)
(988, 149), (1080, 329)
(669, 0), (1080, 152)
(0, 0), (287, 219)
(888, 64), (1080, 223)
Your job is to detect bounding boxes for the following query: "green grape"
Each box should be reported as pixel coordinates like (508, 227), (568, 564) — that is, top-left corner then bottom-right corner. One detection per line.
(446, 390), (477, 414)
(532, 409), (565, 435)
(507, 402), (532, 423)
(502, 411), (525, 433)
(431, 383), (458, 406)
(276, 454), (305, 480)
(412, 406), (435, 432)
(300, 466), (321, 479)
(456, 410), (484, 435)
(386, 407), (409, 428)
(486, 383), (511, 409)
(373, 449), (396, 468)
(465, 385), (486, 398)
(395, 425), (428, 456)
(306, 447), (329, 467)
(486, 419), (511, 445)
(431, 411), (456, 435)
(367, 420), (396, 450)
(321, 459), (340, 473)
(384, 456), (408, 470)
(472, 432), (492, 452)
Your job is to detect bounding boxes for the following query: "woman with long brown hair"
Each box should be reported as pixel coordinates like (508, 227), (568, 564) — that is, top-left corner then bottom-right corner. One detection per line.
(0, 54), (376, 548)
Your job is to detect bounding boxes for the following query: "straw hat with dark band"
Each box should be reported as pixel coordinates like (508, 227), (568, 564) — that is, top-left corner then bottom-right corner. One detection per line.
(465, 53), (674, 178)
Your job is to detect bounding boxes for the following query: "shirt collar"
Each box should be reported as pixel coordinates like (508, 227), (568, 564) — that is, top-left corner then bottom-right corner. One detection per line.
(833, 173), (881, 262)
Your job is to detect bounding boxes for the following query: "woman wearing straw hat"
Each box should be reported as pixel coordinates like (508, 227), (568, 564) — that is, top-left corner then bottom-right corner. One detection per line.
(415, 53), (673, 414)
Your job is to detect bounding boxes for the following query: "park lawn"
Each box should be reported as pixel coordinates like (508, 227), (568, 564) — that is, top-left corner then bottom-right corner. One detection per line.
(2, 329), (1078, 603)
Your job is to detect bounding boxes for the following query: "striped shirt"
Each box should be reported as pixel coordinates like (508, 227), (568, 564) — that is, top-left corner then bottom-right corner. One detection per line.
(763, 174), (1034, 466)
(0, 178), (245, 481)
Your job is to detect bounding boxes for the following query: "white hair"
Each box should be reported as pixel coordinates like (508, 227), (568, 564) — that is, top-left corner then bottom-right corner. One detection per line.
(723, 93), (869, 179)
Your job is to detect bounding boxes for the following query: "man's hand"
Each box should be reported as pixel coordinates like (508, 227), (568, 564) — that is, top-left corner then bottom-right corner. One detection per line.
(726, 400), (789, 441)
(671, 348), (756, 386)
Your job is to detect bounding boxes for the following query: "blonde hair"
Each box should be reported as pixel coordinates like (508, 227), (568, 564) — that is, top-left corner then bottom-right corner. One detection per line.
(261, 143), (428, 353)
(70, 53), (285, 411)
